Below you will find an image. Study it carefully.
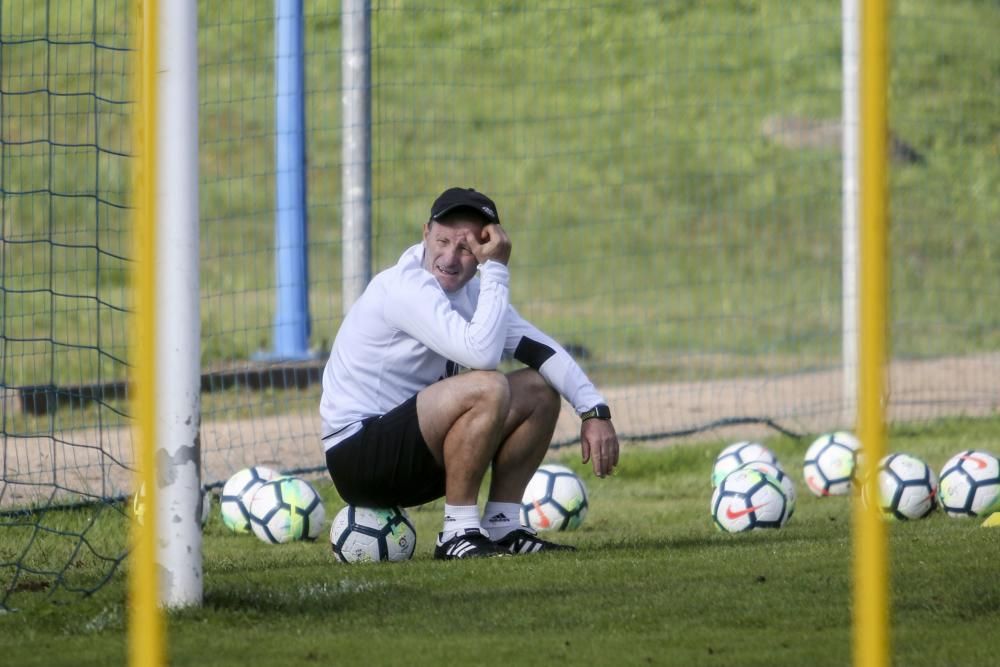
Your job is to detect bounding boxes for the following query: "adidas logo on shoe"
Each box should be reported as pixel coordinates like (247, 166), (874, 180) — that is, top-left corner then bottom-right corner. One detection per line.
(494, 528), (576, 555)
(433, 528), (508, 560)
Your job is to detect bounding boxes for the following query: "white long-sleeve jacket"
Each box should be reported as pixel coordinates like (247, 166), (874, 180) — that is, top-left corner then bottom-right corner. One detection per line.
(319, 243), (606, 449)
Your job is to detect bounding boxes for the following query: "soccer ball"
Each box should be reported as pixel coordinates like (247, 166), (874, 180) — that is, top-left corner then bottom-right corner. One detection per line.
(220, 465), (280, 533)
(711, 441), (779, 487)
(132, 482), (211, 527)
(802, 431), (862, 497)
(711, 467), (790, 532)
(248, 477), (326, 544)
(866, 453), (938, 521)
(329, 505), (417, 563)
(737, 460), (796, 522)
(938, 450), (1000, 518)
(520, 463), (589, 531)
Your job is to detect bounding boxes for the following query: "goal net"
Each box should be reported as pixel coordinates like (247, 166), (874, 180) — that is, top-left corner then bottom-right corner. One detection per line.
(1, 0), (134, 608)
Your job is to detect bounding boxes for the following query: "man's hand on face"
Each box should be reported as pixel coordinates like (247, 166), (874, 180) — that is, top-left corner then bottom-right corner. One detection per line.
(464, 223), (511, 266)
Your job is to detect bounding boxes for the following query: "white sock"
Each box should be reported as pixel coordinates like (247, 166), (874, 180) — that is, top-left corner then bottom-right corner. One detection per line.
(482, 501), (522, 540)
(440, 503), (482, 542)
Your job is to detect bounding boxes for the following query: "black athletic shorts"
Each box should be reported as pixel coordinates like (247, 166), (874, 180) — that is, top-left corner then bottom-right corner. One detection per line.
(324, 395), (446, 508)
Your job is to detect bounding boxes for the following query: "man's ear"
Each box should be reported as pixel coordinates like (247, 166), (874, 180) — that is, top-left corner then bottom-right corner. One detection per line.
(423, 221), (432, 241)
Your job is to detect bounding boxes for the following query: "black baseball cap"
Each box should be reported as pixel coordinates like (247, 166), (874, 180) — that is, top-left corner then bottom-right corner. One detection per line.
(430, 187), (500, 224)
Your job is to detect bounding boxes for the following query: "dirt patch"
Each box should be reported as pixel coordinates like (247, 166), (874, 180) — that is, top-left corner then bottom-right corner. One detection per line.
(3, 353), (997, 509)
(760, 114), (925, 164)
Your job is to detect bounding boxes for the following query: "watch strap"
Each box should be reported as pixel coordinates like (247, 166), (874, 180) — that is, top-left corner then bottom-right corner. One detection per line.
(580, 404), (611, 421)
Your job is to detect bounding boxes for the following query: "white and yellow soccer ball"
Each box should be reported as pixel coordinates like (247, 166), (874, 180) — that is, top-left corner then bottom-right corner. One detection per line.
(329, 505), (417, 563)
(937, 450), (1000, 518)
(711, 466), (790, 533)
(220, 465), (280, 533)
(865, 453), (938, 521)
(711, 441), (779, 487)
(737, 460), (796, 523)
(520, 463), (589, 531)
(802, 431), (862, 497)
(248, 476), (326, 544)
(132, 482), (210, 527)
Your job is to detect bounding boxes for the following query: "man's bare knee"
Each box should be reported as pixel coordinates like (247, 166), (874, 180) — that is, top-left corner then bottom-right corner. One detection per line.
(464, 370), (511, 413)
(515, 369), (559, 412)
(501, 369), (561, 439)
(535, 376), (560, 414)
(417, 370), (512, 454)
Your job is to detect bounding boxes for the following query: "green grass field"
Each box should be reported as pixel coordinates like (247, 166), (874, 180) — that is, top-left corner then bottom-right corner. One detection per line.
(1, 1), (997, 660)
(1, 0), (997, 394)
(2, 416), (998, 666)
